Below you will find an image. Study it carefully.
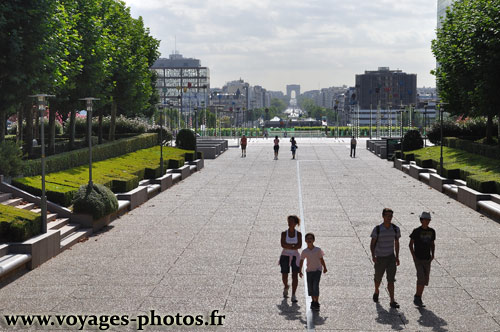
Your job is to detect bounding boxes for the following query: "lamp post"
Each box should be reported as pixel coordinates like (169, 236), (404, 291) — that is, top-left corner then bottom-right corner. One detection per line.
(79, 97), (100, 187)
(423, 103), (428, 147)
(399, 105), (405, 155)
(438, 102), (448, 176)
(156, 103), (165, 175)
(29, 94), (55, 234)
(388, 102), (392, 138)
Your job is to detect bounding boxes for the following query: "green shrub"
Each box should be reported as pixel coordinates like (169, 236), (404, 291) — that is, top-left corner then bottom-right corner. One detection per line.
(443, 137), (500, 160)
(427, 120), (463, 144)
(176, 129), (196, 151)
(9, 119), (63, 136)
(466, 174), (498, 193)
(73, 183), (118, 220)
(0, 141), (23, 177)
(0, 204), (41, 242)
(23, 133), (158, 177)
(402, 130), (423, 152)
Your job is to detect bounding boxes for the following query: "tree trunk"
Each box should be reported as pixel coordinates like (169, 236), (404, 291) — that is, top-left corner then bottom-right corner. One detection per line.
(24, 102), (34, 157)
(48, 107), (56, 155)
(486, 113), (493, 144)
(17, 105), (23, 143)
(68, 109), (76, 150)
(98, 107), (103, 144)
(108, 100), (117, 141)
(0, 110), (6, 143)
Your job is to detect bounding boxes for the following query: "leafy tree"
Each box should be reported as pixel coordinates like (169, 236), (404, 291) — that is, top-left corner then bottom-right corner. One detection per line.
(270, 98), (287, 113)
(432, 0), (500, 144)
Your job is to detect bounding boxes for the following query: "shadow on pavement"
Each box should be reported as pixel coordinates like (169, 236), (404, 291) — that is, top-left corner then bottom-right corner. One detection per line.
(311, 309), (328, 326)
(417, 307), (448, 332)
(375, 302), (406, 330)
(276, 298), (306, 325)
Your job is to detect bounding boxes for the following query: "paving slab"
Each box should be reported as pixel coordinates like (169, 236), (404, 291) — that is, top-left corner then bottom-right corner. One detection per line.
(1, 138), (500, 331)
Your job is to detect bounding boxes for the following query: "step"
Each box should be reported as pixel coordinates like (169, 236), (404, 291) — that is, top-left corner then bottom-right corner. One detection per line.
(15, 202), (36, 210)
(1, 197), (23, 206)
(48, 218), (70, 230)
(47, 213), (58, 222)
(0, 254), (31, 277)
(59, 224), (81, 238)
(189, 165), (197, 174)
(60, 228), (92, 251)
(139, 179), (151, 186)
(0, 192), (12, 203)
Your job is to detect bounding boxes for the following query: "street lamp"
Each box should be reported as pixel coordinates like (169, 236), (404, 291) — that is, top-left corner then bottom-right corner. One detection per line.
(399, 105), (405, 155)
(423, 103), (428, 147)
(29, 94), (55, 234)
(156, 103), (166, 175)
(438, 102), (448, 176)
(79, 97), (100, 187)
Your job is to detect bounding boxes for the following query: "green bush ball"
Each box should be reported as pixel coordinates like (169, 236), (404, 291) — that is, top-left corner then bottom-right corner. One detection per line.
(175, 129), (196, 151)
(402, 130), (424, 152)
(73, 183), (118, 220)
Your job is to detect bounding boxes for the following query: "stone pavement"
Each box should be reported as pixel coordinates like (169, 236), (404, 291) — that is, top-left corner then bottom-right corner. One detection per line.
(1, 137), (500, 331)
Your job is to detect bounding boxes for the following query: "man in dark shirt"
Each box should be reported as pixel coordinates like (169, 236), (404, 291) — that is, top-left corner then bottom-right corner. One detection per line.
(409, 211), (436, 307)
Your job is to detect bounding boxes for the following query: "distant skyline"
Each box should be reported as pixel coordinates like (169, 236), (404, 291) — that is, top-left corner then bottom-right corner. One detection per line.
(125, 0), (438, 92)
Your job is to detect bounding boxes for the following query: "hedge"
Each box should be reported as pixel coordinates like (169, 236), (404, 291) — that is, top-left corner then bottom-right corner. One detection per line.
(0, 204), (41, 242)
(22, 133), (158, 177)
(408, 146), (500, 194)
(13, 146), (191, 206)
(444, 137), (500, 160)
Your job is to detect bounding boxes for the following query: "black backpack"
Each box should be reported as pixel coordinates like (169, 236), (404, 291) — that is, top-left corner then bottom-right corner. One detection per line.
(374, 224), (398, 246)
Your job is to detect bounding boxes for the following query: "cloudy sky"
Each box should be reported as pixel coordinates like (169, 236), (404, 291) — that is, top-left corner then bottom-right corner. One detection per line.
(125, 0), (438, 93)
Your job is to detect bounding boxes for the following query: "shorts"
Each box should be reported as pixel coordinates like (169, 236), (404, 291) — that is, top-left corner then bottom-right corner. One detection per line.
(241, 144), (246, 150)
(306, 271), (322, 297)
(274, 145), (279, 152)
(374, 254), (397, 283)
(280, 255), (299, 274)
(414, 258), (432, 286)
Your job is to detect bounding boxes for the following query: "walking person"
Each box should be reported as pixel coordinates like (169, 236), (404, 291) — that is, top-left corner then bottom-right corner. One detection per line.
(273, 136), (280, 160)
(240, 134), (247, 157)
(370, 208), (401, 309)
(290, 137), (298, 159)
(280, 215), (302, 303)
(299, 233), (327, 311)
(350, 136), (357, 158)
(409, 212), (436, 307)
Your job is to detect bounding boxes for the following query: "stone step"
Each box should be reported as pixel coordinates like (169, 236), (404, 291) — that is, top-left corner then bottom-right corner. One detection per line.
(15, 202), (36, 210)
(0, 192), (12, 203)
(1, 197), (23, 207)
(47, 213), (58, 222)
(60, 229), (92, 252)
(59, 224), (81, 238)
(48, 218), (70, 230)
(0, 254), (31, 277)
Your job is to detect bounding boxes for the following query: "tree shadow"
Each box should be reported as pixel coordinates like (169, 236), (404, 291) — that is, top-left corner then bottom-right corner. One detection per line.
(276, 298), (306, 325)
(375, 303), (406, 331)
(417, 307), (448, 332)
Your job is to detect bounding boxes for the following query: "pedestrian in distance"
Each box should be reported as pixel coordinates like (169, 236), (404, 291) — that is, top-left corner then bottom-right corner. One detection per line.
(274, 136), (280, 160)
(299, 233), (327, 311)
(290, 137), (298, 159)
(240, 134), (247, 157)
(280, 215), (302, 303)
(409, 212), (436, 308)
(350, 136), (357, 158)
(370, 208), (401, 309)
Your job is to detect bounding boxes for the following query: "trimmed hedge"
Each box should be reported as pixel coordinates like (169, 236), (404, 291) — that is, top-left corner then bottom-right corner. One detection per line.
(444, 137), (500, 160)
(73, 183), (118, 220)
(0, 141), (24, 177)
(13, 146), (191, 206)
(22, 133), (158, 177)
(0, 204), (41, 242)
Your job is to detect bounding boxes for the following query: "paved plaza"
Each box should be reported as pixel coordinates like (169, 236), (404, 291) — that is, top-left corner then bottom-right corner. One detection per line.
(1, 138), (500, 331)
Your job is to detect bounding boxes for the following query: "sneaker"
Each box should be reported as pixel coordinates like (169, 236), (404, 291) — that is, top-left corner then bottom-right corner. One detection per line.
(291, 294), (297, 303)
(390, 301), (400, 309)
(372, 292), (379, 303)
(414, 296), (425, 307)
(283, 286), (289, 298)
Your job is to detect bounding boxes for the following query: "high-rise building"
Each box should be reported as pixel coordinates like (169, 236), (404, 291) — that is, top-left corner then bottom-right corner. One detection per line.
(151, 52), (210, 113)
(355, 67), (417, 109)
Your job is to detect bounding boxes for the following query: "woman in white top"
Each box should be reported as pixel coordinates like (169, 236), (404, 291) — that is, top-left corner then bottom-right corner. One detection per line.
(280, 215), (302, 302)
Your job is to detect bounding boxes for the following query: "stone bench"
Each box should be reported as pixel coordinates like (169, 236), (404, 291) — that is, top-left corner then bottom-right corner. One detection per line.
(478, 199), (500, 221)
(429, 173), (455, 192)
(172, 165), (191, 180)
(418, 172), (431, 184)
(151, 173), (173, 191)
(9, 230), (60, 269)
(116, 186), (148, 209)
(189, 159), (204, 171)
(171, 173), (182, 184)
(0, 254), (31, 278)
(394, 159), (409, 170)
(198, 139), (228, 150)
(198, 143), (222, 155)
(442, 180), (466, 199)
(457, 186), (492, 210)
(197, 146), (217, 159)
(410, 165), (430, 180)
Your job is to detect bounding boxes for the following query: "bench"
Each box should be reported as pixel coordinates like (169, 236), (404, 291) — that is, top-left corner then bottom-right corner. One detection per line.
(151, 173), (173, 191)
(429, 173), (455, 192)
(477, 200), (500, 221)
(116, 186), (148, 209)
(172, 165), (191, 180)
(394, 158), (408, 170)
(457, 186), (492, 210)
(0, 254), (31, 278)
(197, 146), (217, 159)
(410, 165), (430, 180)
(189, 159), (204, 171)
(442, 180), (466, 199)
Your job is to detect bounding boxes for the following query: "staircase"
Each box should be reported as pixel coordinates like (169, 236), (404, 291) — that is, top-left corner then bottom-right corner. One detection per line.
(0, 191), (92, 279)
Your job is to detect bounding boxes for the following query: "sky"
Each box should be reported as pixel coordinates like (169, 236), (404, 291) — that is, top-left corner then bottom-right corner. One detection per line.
(125, 0), (438, 93)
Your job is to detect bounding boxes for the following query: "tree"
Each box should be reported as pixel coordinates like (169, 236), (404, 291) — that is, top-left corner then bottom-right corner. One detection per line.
(270, 98), (287, 113)
(432, 0), (500, 144)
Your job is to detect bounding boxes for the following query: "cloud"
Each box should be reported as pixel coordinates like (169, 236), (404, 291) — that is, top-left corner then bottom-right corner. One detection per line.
(125, 0), (438, 91)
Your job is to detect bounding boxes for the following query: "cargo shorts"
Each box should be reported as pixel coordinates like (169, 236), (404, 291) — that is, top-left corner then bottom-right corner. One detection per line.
(374, 254), (397, 283)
